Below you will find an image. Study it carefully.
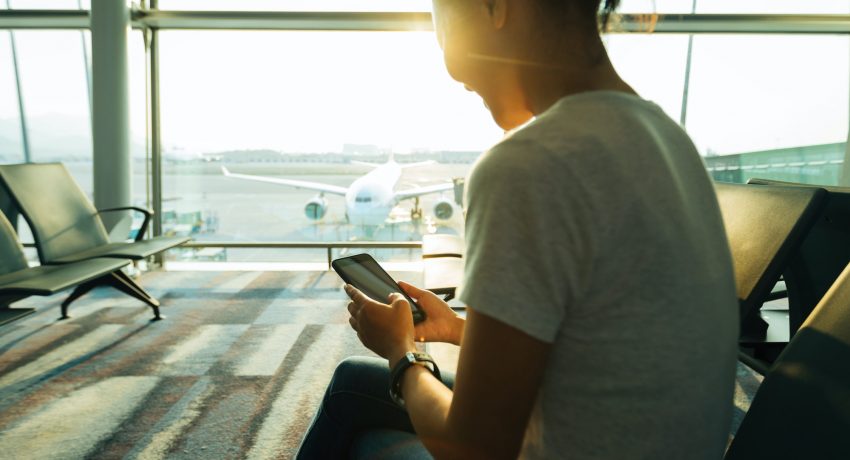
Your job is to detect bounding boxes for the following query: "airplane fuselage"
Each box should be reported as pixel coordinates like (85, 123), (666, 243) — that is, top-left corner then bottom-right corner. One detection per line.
(344, 162), (402, 227)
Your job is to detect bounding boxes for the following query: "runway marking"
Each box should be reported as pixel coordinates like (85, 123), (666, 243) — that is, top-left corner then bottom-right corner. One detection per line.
(126, 377), (216, 460)
(246, 326), (352, 460)
(0, 376), (159, 459)
(158, 325), (249, 376)
(212, 272), (264, 293)
(235, 325), (306, 376)
(0, 325), (124, 390)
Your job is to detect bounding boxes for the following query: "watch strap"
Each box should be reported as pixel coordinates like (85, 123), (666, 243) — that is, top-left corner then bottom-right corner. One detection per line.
(389, 351), (440, 407)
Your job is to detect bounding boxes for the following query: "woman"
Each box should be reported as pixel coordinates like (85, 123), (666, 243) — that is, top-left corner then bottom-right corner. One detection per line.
(297, 0), (739, 458)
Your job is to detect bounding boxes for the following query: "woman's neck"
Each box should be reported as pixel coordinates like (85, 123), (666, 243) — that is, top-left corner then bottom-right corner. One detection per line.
(520, 37), (637, 116)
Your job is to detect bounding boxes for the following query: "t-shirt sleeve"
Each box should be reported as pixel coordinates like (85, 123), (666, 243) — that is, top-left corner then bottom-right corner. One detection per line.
(458, 139), (595, 343)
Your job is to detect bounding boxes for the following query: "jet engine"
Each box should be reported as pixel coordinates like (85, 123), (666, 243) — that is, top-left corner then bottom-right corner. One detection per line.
(433, 199), (454, 221)
(304, 196), (328, 220)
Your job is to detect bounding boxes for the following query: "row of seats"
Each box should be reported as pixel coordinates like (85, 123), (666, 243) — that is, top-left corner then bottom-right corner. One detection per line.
(0, 163), (190, 324)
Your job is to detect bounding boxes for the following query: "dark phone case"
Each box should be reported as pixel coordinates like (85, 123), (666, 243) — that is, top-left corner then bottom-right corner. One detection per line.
(331, 254), (426, 324)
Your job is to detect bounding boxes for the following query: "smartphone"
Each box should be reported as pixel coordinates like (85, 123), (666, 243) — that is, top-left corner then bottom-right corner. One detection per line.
(332, 253), (426, 324)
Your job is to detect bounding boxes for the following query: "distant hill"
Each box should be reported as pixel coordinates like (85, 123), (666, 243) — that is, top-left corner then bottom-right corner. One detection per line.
(0, 114), (145, 162)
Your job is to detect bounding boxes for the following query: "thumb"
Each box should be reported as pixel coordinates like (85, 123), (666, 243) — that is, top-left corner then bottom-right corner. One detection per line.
(388, 293), (409, 310)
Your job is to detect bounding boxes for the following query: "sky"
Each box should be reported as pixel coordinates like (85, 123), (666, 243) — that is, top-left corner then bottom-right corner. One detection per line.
(1, 1), (850, 159)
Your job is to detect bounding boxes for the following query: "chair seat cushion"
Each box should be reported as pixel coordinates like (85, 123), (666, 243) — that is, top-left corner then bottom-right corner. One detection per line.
(51, 236), (191, 263)
(0, 258), (129, 296)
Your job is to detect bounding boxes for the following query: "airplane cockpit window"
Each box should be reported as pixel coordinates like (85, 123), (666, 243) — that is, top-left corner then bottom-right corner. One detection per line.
(355, 196), (373, 203)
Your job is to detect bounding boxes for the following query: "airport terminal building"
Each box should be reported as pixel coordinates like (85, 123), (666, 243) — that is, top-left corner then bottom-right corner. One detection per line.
(1, 1), (850, 458)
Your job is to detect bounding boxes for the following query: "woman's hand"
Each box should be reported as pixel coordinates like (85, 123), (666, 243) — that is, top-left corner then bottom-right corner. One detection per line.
(399, 281), (465, 346)
(346, 285), (417, 364)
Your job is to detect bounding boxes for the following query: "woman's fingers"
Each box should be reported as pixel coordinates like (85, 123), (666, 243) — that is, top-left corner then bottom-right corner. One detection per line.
(398, 281), (436, 301)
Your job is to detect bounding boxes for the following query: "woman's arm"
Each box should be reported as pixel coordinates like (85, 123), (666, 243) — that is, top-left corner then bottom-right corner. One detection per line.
(346, 283), (551, 460)
(400, 308), (551, 459)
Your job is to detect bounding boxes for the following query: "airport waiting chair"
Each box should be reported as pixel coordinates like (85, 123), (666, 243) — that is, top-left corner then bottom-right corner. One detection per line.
(724, 262), (850, 460)
(0, 163), (190, 319)
(0, 210), (131, 325)
(747, 178), (850, 337)
(715, 183), (826, 370)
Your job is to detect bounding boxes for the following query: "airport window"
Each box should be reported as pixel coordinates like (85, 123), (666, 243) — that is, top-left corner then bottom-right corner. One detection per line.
(4, 6), (850, 262)
(158, 30), (501, 262)
(608, 34), (849, 153)
(0, 34), (24, 164)
(0, 29), (146, 251)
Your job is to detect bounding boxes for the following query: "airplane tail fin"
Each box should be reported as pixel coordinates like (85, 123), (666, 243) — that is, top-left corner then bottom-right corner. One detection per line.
(221, 166), (232, 176)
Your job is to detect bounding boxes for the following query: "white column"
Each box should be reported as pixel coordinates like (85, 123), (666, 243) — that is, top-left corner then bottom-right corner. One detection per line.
(91, 0), (131, 233)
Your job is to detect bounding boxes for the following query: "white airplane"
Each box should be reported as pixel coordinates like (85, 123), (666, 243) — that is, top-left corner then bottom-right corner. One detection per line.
(221, 159), (458, 227)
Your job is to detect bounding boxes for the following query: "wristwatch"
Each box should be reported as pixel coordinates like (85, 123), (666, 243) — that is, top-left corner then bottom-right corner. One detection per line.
(389, 351), (441, 408)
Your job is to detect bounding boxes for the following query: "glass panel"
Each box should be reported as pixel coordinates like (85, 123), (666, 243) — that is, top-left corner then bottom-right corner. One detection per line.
(14, 30), (93, 185)
(605, 34), (689, 122)
(607, 32), (849, 186)
(4, 30), (146, 252)
(159, 0), (429, 12)
(159, 30), (502, 261)
(0, 33), (24, 163)
(687, 35), (849, 185)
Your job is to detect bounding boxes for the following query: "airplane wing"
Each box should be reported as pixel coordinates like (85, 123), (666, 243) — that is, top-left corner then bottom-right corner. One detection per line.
(394, 182), (455, 201)
(221, 167), (349, 196)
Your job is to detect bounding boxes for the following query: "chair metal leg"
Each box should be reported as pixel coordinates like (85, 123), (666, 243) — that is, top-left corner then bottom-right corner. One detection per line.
(60, 280), (99, 319)
(107, 270), (162, 320)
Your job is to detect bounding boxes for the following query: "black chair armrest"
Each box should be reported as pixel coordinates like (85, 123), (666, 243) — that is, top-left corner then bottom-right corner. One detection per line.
(97, 206), (154, 242)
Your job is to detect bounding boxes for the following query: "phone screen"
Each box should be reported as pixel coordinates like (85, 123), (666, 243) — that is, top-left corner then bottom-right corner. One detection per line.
(332, 254), (425, 324)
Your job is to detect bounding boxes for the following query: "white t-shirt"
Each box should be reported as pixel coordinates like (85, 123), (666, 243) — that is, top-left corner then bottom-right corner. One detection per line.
(458, 91), (739, 460)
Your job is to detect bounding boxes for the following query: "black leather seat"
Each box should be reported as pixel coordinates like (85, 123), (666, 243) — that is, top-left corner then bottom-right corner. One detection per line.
(0, 163), (190, 319)
(747, 178), (850, 337)
(715, 182), (826, 370)
(0, 211), (130, 325)
(725, 262), (850, 460)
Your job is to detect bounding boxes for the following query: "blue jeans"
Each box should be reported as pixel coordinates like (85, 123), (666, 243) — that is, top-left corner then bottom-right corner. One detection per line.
(295, 356), (456, 460)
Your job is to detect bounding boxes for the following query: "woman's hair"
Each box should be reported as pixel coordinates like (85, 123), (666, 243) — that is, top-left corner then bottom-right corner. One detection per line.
(597, 0), (620, 30)
(542, 0), (621, 31)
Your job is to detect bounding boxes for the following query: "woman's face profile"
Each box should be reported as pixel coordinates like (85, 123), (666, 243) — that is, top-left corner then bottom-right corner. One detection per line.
(430, 0), (534, 130)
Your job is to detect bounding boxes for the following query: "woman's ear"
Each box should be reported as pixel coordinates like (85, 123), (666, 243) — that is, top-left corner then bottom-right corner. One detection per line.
(485, 0), (507, 29)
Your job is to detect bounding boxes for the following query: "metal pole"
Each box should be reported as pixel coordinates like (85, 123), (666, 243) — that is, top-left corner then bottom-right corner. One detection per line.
(842, 0), (850, 186)
(4, 0), (31, 163)
(91, 0), (132, 232)
(842, 36), (850, 186)
(77, 0), (92, 117)
(679, 0), (698, 128)
(148, 0), (164, 264)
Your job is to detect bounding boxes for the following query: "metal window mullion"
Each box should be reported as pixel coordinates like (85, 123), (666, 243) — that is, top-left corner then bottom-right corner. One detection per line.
(148, 3), (163, 245)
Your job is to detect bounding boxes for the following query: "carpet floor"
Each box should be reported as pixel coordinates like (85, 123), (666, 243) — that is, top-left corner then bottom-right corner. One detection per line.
(0, 270), (762, 459)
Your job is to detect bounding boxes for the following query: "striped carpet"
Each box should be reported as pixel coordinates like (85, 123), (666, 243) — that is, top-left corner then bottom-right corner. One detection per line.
(0, 270), (381, 460)
(0, 269), (762, 459)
